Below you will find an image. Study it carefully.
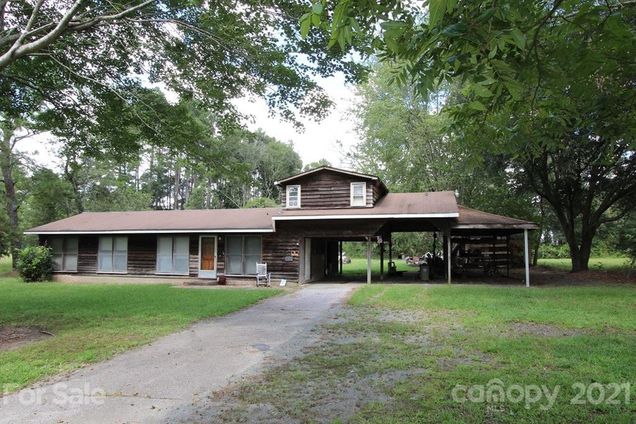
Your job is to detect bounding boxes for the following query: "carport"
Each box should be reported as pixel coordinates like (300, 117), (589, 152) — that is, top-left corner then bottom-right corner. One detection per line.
(275, 203), (538, 286)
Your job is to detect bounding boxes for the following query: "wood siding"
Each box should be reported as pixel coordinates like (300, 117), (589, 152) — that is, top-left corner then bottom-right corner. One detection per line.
(262, 232), (300, 281)
(41, 233), (299, 283)
(279, 170), (384, 209)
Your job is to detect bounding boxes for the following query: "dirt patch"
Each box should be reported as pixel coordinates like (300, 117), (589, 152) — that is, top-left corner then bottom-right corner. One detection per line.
(0, 326), (52, 351)
(508, 322), (583, 337)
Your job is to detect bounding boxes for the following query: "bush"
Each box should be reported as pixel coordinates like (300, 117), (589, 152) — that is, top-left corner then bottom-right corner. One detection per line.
(539, 243), (571, 259)
(17, 246), (54, 282)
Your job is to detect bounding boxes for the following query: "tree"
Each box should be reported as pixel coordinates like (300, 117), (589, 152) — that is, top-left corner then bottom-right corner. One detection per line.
(303, 159), (331, 171)
(0, 120), (35, 265)
(617, 213), (636, 267)
(2, 0), (365, 133)
(21, 168), (75, 227)
(304, 1), (636, 272)
(351, 62), (539, 257)
(243, 197), (279, 208)
(245, 131), (303, 200)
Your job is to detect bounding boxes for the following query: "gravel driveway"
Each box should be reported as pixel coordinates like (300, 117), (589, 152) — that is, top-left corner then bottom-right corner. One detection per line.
(0, 284), (357, 424)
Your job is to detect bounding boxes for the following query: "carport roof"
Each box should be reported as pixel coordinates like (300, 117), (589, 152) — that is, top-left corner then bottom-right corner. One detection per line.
(455, 206), (538, 230)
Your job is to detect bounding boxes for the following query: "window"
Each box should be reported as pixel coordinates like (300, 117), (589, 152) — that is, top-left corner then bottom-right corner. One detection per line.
(50, 237), (78, 272)
(226, 236), (262, 275)
(98, 236), (128, 273)
(286, 185), (301, 208)
(350, 182), (367, 206)
(156, 236), (190, 275)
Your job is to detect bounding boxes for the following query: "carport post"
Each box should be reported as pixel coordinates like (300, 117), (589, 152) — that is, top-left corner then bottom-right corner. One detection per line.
(379, 241), (384, 281)
(446, 229), (452, 284)
(524, 229), (530, 287)
(366, 237), (372, 285)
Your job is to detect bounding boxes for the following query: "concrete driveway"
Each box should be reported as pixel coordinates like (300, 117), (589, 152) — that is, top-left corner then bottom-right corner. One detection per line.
(0, 284), (358, 424)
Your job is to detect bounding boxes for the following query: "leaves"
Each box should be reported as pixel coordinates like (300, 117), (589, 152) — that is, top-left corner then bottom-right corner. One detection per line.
(468, 101), (487, 111)
(428, 0), (448, 27)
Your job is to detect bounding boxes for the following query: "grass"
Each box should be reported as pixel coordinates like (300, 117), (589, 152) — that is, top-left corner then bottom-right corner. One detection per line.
(538, 257), (633, 272)
(0, 276), (280, 392)
(216, 284), (636, 423)
(0, 255), (11, 275)
(341, 257), (413, 278)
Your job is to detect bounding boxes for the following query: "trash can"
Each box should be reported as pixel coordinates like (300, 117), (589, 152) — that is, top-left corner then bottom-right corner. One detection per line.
(419, 263), (430, 281)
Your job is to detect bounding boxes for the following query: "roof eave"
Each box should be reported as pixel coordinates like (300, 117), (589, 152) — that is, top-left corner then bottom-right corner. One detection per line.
(24, 228), (275, 235)
(274, 166), (380, 186)
(451, 224), (539, 230)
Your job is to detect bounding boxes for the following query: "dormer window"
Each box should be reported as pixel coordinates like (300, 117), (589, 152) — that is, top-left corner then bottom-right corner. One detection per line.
(286, 185), (301, 208)
(350, 182), (367, 207)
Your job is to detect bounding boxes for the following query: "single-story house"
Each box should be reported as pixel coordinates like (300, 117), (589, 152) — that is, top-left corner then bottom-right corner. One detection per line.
(25, 167), (538, 285)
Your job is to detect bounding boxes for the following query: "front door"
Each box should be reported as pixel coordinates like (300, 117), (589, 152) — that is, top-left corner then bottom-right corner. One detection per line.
(198, 236), (217, 279)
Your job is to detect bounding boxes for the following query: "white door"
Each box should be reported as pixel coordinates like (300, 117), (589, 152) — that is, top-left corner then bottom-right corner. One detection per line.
(198, 236), (217, 279)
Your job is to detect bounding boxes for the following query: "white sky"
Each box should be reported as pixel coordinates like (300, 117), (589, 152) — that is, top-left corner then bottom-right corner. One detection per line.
(236, 73), (360, 168)
(18, 73), (361, 170)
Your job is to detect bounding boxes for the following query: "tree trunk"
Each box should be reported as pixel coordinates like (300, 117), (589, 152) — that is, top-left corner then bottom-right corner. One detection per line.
(173, 161), (180, 210)
(555, 212), (588, 273)
(532, 198), (545, 266)
(0, 127), (21, 269)
(63, 158), (84, 213)
(532, 234), (540, 267)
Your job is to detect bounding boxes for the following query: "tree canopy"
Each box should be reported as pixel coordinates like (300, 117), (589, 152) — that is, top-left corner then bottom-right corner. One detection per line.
(303, 0), (636, 271)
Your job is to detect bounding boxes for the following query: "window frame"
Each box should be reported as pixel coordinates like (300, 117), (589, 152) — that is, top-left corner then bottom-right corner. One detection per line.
(350, 182), (367, 207)
(224, 235), (262, 276)
(285, 184), (301, 208)
(97, 236), (128, 274)
(155, 235), (190, 276)
(50, 237), (78, 272)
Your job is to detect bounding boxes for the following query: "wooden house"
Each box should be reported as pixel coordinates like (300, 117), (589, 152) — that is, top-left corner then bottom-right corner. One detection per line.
(26, 167), (538, 285)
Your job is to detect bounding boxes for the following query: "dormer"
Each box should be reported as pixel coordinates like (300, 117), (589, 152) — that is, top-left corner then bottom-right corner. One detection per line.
(275, 166), (389, 209)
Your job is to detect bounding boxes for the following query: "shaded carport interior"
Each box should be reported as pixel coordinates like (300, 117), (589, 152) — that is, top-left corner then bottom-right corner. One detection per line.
(277, 205), (538, 286)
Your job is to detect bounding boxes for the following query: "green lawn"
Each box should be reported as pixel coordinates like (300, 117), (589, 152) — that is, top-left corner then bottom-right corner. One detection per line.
(220, 284), (636, 423)
(0, 255), (11, 275)
(0, 276), (280, 392)
(341, 257), (414, 277)
(538, 257), (633, 272)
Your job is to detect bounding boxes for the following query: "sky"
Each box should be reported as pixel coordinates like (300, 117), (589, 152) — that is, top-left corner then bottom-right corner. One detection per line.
(236, 73), (361, 168)
(18, 73), (362, 170)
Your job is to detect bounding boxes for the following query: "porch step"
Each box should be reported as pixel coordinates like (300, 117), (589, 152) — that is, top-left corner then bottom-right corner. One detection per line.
(183, 279), (218, 286)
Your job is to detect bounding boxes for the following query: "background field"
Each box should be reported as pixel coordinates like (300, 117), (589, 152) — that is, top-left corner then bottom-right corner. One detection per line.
(538, 257), (633, 272)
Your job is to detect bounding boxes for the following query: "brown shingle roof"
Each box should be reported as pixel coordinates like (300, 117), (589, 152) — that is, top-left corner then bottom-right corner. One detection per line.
(24, 194), (537, 234)
(274, 192), (458, 219)
(455, 206), (538, 229)
(25, 208), (280, 234)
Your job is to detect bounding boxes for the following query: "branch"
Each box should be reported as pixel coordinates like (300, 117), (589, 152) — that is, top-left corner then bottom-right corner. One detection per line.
(0, 0), (8, 33)
(69, 0), (154, 31)
(43, 53), (174, 143)
(0, 0), (82, 70)
(9, 131), (37, 150)
(0, 0), (155, 71)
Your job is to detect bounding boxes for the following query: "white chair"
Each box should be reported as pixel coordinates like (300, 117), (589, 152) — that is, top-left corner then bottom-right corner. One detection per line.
(256, 263), (271, 287)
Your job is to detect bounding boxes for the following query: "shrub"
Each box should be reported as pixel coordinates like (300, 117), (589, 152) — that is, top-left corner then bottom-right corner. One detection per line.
(17, 246), (54, 282)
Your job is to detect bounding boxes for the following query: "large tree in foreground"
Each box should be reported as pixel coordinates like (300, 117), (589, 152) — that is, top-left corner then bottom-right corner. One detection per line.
(0, 0), (367, 266)
(303, 0), (636, 271)
(2, 1), (364, 128)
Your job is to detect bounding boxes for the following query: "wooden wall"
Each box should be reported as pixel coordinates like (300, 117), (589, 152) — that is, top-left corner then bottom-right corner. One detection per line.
(262, 231), (300, 281)
(42, 233), (299, 282)
(279, 170), (384, 209)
